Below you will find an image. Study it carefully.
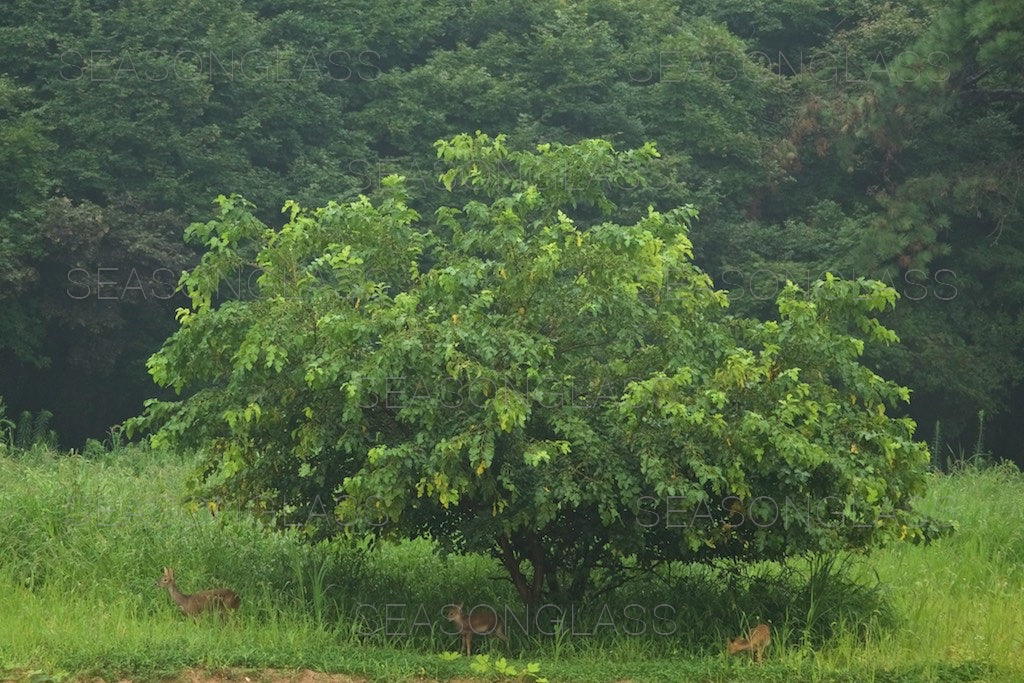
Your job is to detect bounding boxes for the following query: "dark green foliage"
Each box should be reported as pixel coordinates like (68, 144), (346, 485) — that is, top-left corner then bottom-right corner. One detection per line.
(0, 0), (1021, 461)
(0, 398), (15, 450)
(0, 76), (53, 365)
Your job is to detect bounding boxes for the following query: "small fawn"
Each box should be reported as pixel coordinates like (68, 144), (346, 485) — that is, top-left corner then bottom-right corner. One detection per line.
(728, 623), (771, 662)
(445, 603), (508, 656)
(156, 567), (240, 618)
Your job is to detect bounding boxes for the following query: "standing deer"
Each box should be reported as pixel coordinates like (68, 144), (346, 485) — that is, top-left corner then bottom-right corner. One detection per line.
(156, 567), (240, 618)
(728, 622), (771, 662)
(445, 603), (508, 656)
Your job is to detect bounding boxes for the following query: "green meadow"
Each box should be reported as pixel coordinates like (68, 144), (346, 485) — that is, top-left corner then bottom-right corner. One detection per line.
(1, 447), (1022, 682)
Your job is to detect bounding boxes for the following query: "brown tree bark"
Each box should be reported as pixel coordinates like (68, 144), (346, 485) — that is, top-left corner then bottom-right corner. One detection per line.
(498, 531), (546, 607)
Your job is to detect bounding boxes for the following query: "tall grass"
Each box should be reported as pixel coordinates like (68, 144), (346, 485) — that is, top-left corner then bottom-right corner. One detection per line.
(1, 447), (1022, 681)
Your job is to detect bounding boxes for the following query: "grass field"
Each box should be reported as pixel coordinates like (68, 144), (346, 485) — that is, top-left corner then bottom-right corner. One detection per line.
(1, 446), (1022, 682)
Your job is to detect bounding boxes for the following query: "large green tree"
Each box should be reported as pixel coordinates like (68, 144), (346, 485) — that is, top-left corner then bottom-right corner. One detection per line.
(133, 134), (931, 605)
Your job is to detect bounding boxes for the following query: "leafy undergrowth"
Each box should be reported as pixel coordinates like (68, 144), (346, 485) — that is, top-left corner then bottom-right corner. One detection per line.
(1, 447), (1022, 682)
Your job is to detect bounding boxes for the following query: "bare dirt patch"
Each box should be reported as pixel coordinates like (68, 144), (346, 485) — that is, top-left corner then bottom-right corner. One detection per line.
(70, 669), (496, 683)
(71, 669), (368, 683)
(6, 668), (496, 683)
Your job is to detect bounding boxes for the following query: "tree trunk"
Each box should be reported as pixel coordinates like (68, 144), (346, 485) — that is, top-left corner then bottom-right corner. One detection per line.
(498, 531), (546, 607)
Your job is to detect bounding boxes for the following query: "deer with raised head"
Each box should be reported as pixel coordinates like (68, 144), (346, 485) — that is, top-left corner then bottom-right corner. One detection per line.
(156, 567), (239, 618)
(445, 603), (508, 656)
(728, 622), (771, 662)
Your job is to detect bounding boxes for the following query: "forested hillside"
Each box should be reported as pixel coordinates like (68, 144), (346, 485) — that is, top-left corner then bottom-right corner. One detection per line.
(1, 0), (1021, 461)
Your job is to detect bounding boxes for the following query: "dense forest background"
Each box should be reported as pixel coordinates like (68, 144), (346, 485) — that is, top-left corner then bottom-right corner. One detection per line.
(1, 0), (1021, 462)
